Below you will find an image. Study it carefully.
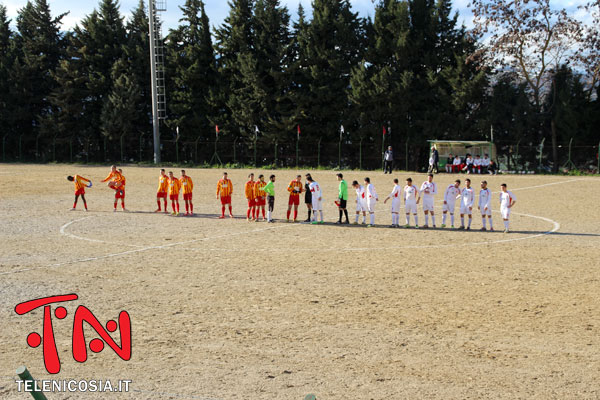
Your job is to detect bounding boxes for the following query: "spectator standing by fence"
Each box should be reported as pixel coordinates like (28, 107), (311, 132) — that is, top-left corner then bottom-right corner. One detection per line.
(384, 146), (394, 174)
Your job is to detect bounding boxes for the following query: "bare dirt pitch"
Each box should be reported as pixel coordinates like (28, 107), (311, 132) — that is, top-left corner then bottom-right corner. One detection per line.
(1, 164), (599, 400)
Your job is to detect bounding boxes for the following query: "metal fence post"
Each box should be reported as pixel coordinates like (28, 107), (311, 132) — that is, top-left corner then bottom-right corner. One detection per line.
(35, 134), (41, 162)
(175, 135), (180, 164)
(194, 135), (201, 164)
(597, 141), (599, 173)
(52, 136), (57, 162)
(139, 132), (145, 162)
(70, 137), (73, 162)
(253, 136), (258, 166)
(2, 134), (8, 162)
(120, 134), (125, 163)
(359, 138), (363, 170)
(317, 137), (322, 168)
(296, 137), (299, 168)
(338, 137), (342, 169)
(233, 137), (239, 163)
(16, 366), (48, 400)
(18, 134), (23, 161)
(104, 136), (107, 162)
(405, 139), (409, 171)
(274, 141), (278, 166)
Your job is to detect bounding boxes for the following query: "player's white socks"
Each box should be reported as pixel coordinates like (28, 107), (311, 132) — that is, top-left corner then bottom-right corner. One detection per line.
(370, 213), (375, 225)
(406, 214), (410, 225)
(267, 211), (271, 221)
(414, 215), (418, 226)
(489, 218), (493, 229)
(504, 220), (509, 230)
(355, 213), (359, 223)
(319, 210), (324, 222)
(450, 214), (455, 226)
(425, 214), (429, 226)
(432, 215), (436, 226)
(442, 213), (447, 225)
(482, 217), (487, 228)
(362, 215), (366, 224)
(468, 217), (472, 228)
(461, 216), (465, 226)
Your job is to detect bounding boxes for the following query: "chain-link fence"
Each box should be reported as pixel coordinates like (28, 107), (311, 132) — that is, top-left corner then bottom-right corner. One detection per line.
(1, 133), (599, 173)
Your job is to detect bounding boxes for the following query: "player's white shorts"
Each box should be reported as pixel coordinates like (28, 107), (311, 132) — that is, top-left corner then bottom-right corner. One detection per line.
(405, 201), (417, 214)
(460, 204), (472, 215)
(391, 199), (401, 213)
(501, 207), (510, 219)
(442, 202), (456, 213)
(367, 199), (376, 213)
(312, 199), (322, 211)
(355, 200), (366, 212)
(422, 197), (435, 212)
(481, 207), (492, 216)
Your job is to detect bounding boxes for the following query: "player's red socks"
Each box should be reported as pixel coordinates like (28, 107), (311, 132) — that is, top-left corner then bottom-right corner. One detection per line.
(172, 201), (176, 212)
(287, 210), (291, 219)
(121, 202), (125, 210)
(190, 203), (193, 213)
(114, 202), (117, 209)
(229, 206), (233, 217)
(185, 203), (189, 213)
(176, 202), (180, 212)
(294, 210), (298, 220)
(73, 202), (77, 209)
(157, 200), (161, 211)
(247, 208), (251, 218)
(221, 206), (225, 217)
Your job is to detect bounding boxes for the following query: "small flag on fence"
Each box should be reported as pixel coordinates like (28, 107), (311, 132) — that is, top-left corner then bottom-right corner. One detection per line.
(254, 125), (259, 140)
(383, 125), (387, 137)
(297, 125), (301, 140)
(215, 125), (219, 138)
(340, 125), (344, 141)
(176, 126), (180, 140)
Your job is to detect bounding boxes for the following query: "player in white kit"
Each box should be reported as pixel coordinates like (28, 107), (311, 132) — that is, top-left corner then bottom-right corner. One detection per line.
(499, 183), (516, 233)
(459, 178), (475, 230)
(418, 174), (437, 228)
(404, 178), (420, 228)
(364, 177), (379, 227)
(478, 180), (493, 231)
(352, 180), (367, 225)
(383, 178), (402, 227)
(442, 179), (461, 228)
(307, 176), (324, 224)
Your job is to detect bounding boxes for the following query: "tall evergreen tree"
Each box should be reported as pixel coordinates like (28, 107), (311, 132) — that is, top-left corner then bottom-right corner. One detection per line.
(69, 0), (127, 154)
(0, 5), (14, 142)
(167, 0), (217, 140)
(125, 0), (152, 142)
(213, 0), (255, 136)
(303, 0), (365, 141)
(101, 58), (141, 160)
(9, 0), (66, 155)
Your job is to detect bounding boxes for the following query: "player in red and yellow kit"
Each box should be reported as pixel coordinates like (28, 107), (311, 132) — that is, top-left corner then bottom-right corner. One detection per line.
(244, 173), (256, 221)
(286, 175), (303, 222)
(179, 170), (194, 216)
(67, 174), (91, 211)
(155, 169), (169, 213)
(253, 174), (267, 221)
(216, 172), (233, 219)
(168, 171), (182, 216)
(101, 165), (126, 211)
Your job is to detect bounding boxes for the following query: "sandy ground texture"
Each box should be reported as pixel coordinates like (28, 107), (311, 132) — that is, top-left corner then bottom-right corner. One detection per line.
(0, 164), (599, 400)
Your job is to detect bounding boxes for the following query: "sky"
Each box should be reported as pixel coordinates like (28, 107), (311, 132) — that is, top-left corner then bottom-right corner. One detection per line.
(0, 0), (591, 34)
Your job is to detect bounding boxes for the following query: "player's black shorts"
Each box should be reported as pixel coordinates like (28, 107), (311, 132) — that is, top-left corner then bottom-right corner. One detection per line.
(268, 195), (275, 212)
(304, 192), (312, 204)
(339, 199), (347, 209)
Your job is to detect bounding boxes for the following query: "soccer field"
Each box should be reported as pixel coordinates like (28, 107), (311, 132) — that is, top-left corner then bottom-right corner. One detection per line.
(1, 164), (599, 399)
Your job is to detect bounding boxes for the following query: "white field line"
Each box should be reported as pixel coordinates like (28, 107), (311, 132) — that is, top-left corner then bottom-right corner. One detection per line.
(59, 216), (145, 248)
(0, 223), (295, 276)
(0, 178), (580, 276)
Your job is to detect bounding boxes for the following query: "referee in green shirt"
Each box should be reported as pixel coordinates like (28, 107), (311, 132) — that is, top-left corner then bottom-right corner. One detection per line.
(263, 174), (276, 223)
(336, 173), (349, 224)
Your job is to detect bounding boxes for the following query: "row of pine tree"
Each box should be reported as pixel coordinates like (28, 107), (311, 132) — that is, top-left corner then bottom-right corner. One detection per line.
(0, 0), (598, 167)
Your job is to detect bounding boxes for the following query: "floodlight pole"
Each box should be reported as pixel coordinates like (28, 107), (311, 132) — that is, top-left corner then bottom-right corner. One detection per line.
(149, 0), (160, 164)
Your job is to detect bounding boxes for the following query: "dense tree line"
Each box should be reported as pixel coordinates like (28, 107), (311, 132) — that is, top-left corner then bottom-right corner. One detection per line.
(0, 0), (597, 169)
